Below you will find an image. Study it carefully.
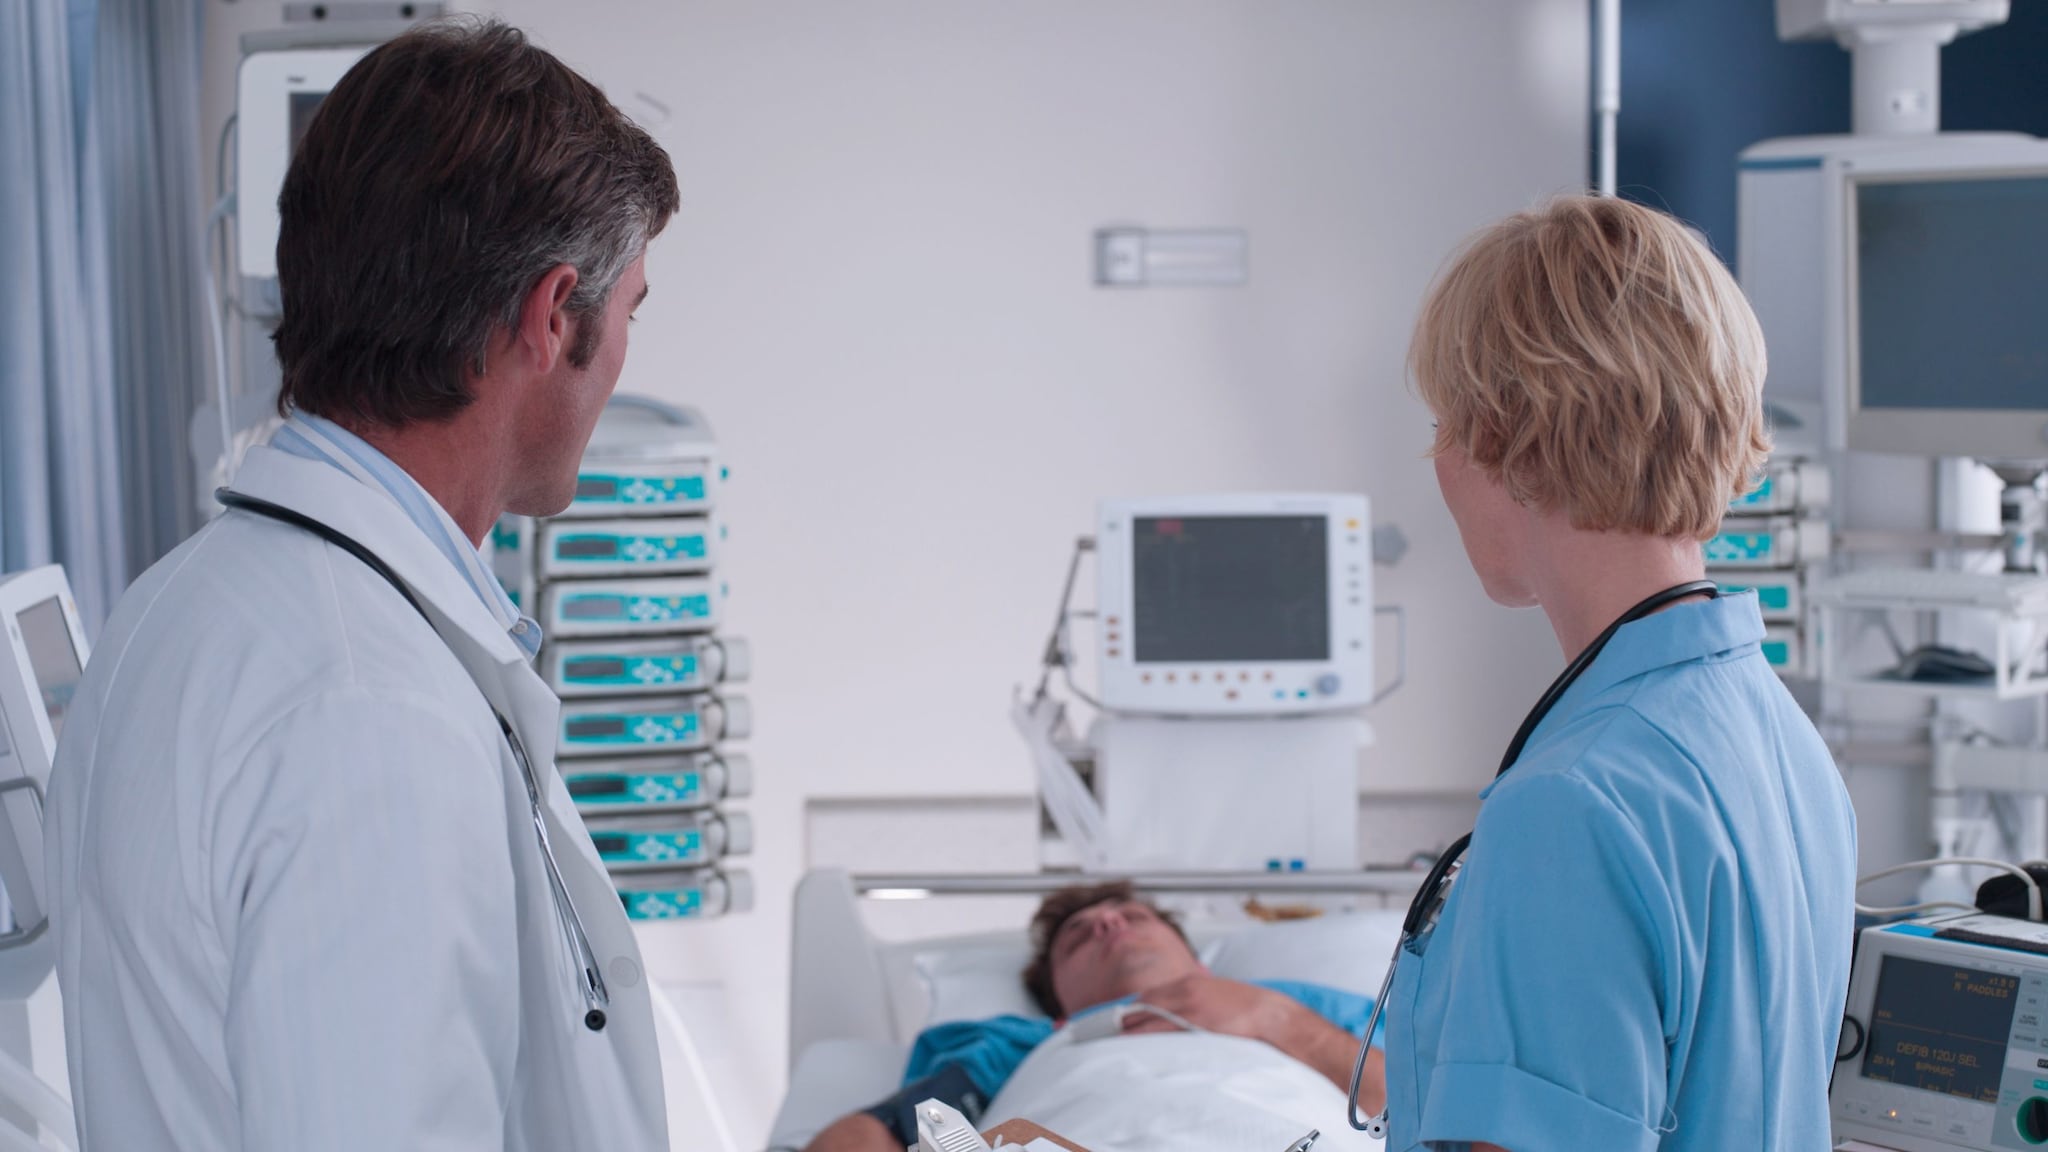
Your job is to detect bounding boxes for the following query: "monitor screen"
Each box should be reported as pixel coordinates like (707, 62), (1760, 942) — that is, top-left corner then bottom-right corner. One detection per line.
(1860, 954), (2019, 1104)
(288, 91), (325, 156)
(1132, 515), (1329, 663)
(1857, 175), (2048, 413)
(16, 597), (81, 742)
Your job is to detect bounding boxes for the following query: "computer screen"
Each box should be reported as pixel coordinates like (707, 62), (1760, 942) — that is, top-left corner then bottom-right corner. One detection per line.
(1131, 515), (1330, 663)
(16, 597), (81, 742)
(1857, 174), (2048, 415)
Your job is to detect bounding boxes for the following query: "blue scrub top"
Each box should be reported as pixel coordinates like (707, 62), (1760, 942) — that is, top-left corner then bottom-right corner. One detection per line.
(1385, 593), (1856, 1152)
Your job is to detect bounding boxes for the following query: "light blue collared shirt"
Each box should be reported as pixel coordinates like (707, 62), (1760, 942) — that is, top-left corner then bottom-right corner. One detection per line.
(1384, 593), (1857, 1152)
(268, 412), (543, 661)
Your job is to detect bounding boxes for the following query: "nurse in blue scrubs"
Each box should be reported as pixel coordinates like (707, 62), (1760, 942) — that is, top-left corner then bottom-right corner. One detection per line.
(1380, 196), (1857, 1152)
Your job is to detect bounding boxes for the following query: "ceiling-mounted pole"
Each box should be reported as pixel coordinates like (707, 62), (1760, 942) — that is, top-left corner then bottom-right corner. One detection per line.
(1596, 0), (1621, 196)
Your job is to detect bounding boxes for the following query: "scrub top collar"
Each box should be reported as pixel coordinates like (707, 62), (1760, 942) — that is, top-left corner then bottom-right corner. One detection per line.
(1479, 590), (1766, 801)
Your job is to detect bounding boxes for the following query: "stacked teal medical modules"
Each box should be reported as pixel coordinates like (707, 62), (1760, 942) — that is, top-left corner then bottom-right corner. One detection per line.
(492, 397), (754, 922)
(1710, 456), (1831, 680)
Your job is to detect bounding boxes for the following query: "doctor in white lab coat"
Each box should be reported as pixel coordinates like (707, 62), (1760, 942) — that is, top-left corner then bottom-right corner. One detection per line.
(45, 20), (681, 1150)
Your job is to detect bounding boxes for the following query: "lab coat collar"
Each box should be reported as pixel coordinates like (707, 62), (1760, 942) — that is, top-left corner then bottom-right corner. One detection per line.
(1481, 591), (1767, 797)
(225, 444), (526, 667)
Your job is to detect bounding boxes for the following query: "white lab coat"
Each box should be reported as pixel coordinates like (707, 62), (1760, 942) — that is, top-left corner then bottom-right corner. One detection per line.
(45, 445), (669, 1150)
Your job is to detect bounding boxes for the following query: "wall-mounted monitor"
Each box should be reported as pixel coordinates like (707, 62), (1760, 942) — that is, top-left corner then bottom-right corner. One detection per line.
(1740, 132), (2048, 461)
(1848, 162), (2048, 461)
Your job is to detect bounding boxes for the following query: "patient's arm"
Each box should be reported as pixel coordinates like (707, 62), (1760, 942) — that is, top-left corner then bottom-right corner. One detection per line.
(1122, 974), (1387, 1110)
(804, 1113), (900, 1152)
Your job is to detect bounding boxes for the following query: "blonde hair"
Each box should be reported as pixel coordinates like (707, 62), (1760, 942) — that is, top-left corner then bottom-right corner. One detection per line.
(1411, 196), (1771, 540)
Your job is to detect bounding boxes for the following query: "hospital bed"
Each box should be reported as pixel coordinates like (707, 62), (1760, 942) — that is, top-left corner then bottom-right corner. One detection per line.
(771, 868), (1420, 1151)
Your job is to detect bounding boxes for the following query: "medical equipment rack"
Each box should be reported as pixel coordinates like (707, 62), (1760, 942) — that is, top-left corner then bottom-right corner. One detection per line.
(492, 398), (753, 920)
(1710, 456), (1831, 679)
(1812, 568), (2048, 703)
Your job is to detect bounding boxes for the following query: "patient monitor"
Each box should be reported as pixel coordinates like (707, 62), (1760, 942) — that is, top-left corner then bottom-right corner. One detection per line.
(235, 18), (436, 315)
(235, 41), (373, 314)
(1095, 495), (1373, 715)
(1741, 134), (2048, 461)
(1023, 494), (1380, 873)
(1740, 133), (2048, 572)
(0, 566), (90, 995)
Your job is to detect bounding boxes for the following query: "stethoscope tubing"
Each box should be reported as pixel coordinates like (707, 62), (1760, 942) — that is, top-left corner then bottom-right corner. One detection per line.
(216, 489), (612, 1032)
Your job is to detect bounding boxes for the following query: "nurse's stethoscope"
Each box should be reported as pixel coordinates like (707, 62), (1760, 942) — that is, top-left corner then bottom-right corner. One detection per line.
(217, 490), (613, 1033)
(1345, 578), (1719, 1138)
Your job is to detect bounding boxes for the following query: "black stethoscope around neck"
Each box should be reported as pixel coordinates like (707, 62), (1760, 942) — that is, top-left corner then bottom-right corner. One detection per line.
(216, 489), (614, 1033)
(1345, 578), (1720, 1137)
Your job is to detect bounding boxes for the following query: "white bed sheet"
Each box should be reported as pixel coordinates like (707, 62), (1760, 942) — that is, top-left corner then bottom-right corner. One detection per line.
(984, 1030), (1382, 1152)
(776, 878), (1408, 1151)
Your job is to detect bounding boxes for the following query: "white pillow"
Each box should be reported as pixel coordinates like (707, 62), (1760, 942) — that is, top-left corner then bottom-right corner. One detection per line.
(912, 935), (1041, 1026)
(1205, 909), (1406, 1000)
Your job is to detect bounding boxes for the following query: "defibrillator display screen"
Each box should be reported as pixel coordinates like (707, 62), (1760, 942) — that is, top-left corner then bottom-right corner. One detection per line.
(17, 597), (81, 742)
(1861, 955), (2017, 1104)
(1132, 515), (1328, 663)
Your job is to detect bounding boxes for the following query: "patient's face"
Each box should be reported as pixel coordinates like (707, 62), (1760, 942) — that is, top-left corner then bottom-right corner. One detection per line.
(1048, 899), (1204, 1017)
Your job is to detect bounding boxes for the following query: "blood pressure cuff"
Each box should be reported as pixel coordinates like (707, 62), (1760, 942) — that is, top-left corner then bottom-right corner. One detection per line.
(861, 1062), (988, 1146)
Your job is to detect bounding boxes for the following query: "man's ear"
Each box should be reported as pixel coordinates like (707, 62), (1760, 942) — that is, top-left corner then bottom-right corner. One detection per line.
(512, 263), (580, 372)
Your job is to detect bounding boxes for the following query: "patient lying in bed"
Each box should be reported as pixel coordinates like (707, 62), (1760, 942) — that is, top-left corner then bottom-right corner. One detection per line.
(805, 882), (1387, 1152)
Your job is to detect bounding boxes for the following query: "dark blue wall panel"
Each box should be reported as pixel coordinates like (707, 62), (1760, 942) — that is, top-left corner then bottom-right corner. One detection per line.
(1614, 0), (2048, 266)
(1945, 1), (2048, 136)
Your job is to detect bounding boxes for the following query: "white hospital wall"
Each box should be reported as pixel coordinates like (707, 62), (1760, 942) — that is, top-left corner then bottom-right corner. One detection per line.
(203, 3), (1588, 1147)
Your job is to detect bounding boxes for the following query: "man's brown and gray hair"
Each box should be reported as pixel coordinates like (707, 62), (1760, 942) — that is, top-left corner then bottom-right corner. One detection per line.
(273, 18), (680, 427)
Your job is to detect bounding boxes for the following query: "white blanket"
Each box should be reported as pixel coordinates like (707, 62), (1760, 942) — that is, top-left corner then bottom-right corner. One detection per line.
(982, 1031), (1382, 1152)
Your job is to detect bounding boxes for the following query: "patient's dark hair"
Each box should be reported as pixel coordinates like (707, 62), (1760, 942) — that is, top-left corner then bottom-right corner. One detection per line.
(1021, 881), (1191, 1018)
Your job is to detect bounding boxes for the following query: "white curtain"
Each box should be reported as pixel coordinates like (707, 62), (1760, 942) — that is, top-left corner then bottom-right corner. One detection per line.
(0, 0), (208, 630)
(95, 0), (207, 576)
(0, 0), (128, 630)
